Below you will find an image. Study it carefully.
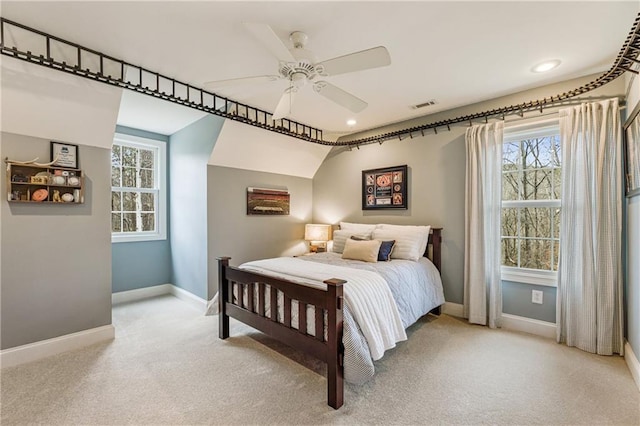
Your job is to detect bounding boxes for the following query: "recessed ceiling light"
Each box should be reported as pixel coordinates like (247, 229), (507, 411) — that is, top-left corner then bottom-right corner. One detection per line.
(346, 119), (357, 126)
(532, 60), (561, 73)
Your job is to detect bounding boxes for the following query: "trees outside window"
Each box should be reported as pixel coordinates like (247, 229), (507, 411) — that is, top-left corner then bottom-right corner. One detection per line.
(501, 124), (560, 281)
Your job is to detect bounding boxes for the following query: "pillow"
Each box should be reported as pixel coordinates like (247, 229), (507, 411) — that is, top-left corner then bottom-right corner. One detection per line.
(341, 238), (382, 263)
(332, 230), (372, 254)
(377, 240), (396, 261)
(339, 222), (378, 233)
(372, 225), (431, 261)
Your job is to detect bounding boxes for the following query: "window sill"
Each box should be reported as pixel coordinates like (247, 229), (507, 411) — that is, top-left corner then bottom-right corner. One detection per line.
(501, 267), (557, 287)
(112, 233), (166, 244)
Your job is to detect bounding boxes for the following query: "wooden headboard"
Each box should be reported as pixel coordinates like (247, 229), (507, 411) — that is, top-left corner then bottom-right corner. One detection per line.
(425, 227), (442, 272)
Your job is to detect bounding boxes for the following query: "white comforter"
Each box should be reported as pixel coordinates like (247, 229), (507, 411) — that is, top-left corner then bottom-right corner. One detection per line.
(240, 257), (407, 360)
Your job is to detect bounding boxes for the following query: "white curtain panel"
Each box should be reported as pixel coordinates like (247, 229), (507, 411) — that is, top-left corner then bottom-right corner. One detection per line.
(464, 122), (504, 328)
(557, 98), (624, 355)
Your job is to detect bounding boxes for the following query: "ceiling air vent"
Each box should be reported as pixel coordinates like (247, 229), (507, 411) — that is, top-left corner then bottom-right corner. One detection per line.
(412, 99), (437, 109)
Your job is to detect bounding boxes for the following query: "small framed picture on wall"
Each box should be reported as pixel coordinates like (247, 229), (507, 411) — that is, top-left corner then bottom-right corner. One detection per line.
(51, 141), (79, 169)
(362, 164), (408, 210)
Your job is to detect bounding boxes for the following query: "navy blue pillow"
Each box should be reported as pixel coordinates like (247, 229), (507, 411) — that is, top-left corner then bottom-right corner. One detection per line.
(377, 240), (396, 261)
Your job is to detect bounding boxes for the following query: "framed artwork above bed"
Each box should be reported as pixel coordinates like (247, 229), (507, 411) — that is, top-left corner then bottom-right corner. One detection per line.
(362, 165), (408, 210)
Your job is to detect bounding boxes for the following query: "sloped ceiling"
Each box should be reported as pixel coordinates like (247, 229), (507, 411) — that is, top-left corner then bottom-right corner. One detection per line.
(208, 120), (331, 179)
(1, 58), (122, 149)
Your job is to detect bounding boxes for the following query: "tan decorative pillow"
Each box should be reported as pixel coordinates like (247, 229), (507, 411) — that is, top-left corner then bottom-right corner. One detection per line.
(332, 230), (371, 253)
(341, 238), (382, 263)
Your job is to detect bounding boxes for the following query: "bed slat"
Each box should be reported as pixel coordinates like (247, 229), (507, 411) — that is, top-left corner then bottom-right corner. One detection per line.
(315, 307), (323, 341)
(284, 295), (292, 327)
(258, 283), (266, 316)
(270, 288), (278, 322)
(299, 302), (307, 334)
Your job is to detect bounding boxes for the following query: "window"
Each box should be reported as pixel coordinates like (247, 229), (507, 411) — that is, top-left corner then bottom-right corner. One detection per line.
(501, 122), (560, 286)
(111, 134), (166, 242)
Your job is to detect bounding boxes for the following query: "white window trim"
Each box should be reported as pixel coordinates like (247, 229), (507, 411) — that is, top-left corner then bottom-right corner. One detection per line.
(501, 119), (560, 287)
(502, 266), (558, 287)
(111, 133), (167, 243)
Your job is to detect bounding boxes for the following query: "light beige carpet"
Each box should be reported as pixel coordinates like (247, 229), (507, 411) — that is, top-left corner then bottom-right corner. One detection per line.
(1, 295), (639, 425)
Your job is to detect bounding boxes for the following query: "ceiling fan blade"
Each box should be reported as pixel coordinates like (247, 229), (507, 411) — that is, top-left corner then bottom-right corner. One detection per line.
(243, 23), (295, 63)
(313, 81), (367, 113)
(317, 46), (391, 76)
(203, 75), (279, 90)
(272, 87), (298, 120)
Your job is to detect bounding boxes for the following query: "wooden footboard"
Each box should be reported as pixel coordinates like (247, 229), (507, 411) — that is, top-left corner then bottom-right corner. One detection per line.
(217, 227), (443, 409)
(217, 257), (346, 409)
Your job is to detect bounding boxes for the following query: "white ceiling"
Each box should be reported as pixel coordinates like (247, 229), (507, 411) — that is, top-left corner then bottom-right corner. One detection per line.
(2, 1), (638, 137)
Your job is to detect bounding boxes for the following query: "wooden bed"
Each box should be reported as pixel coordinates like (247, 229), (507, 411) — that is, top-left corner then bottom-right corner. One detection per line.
(217, 227), (442, 409)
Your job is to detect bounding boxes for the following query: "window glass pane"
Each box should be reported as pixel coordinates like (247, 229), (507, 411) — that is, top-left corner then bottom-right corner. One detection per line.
(111, 145), (121, 167)
(553, 241), (559, 271)
(123, 213), (137, 232)
(501, 238), (518, 267)
(111, 213), (121, 232)
(141, 213), (155, 231)
(123, 146), (137, 167)
(553, 208), (561, 239)
(141, 193), (155, 212)
(553, 168), (562, 199)
(522, 169), (553, 200)
(502, 172), (520, 201)
(111, 191), (121, 211)
(551, 135), (561, 167)
(501, 208), (518, 237)
(140, 169), (154, 189)
(519, 239), (551, 270)
(140, 149), (154, 168)
(503, 141), (520, 171)
(521, 207), (551, 238)
(111, 166), (121, 187)
(524, 138), (548, 168)
(122, 192), (138, 212)
(122, 167), (137, 188)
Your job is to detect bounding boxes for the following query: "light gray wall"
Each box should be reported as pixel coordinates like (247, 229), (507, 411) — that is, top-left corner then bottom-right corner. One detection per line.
(625, 72), (640, 358)
(111, 125), (172, 293)
(502, 281), (556, 323)
(169, 115), (224, 300)
(1, 133), (112, 349)
(313, 74), (627, 317)
(207, 166), (313, 299)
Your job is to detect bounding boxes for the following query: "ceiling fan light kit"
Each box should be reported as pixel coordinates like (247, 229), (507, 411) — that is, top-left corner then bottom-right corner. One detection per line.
(205, 24), (392, 120)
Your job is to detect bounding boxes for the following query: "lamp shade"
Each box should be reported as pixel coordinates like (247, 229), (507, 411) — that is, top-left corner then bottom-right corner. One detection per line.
(304, 224), (332, 242)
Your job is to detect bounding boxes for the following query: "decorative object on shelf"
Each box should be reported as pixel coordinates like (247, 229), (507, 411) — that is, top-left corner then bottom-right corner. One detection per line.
(67, 175), (81, 186)
(31, 188), (48, 202)
(11, 173), (28, 183)
(51, 175), (66, 185)
(362, 164), (408, 210)
(52, 189), (62, 202)
(624, 101), (640, 197)
(30, 174), (49, 184)
(50, 141), (79, 169)
(61, 192), (74, 202)
(246, 187), (290, 215)
(305, 223), (332, 253)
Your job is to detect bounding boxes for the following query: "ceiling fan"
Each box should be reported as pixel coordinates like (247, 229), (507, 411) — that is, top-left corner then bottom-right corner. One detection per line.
(204, 23), (391, 120)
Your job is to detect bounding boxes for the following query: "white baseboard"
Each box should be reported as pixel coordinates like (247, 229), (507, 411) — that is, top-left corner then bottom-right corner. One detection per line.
(112, 283), (207, 313)
(112, 284), (173, 304)
(169, 285), (207, 312)
(501, 313), (556, 339)
(0, 325), (115, 369)
(442, 302), (464, 317)
(625, 341), (640, 392)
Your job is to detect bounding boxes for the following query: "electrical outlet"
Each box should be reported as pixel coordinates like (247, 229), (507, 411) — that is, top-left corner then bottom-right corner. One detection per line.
(532, 290), (543, 304)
